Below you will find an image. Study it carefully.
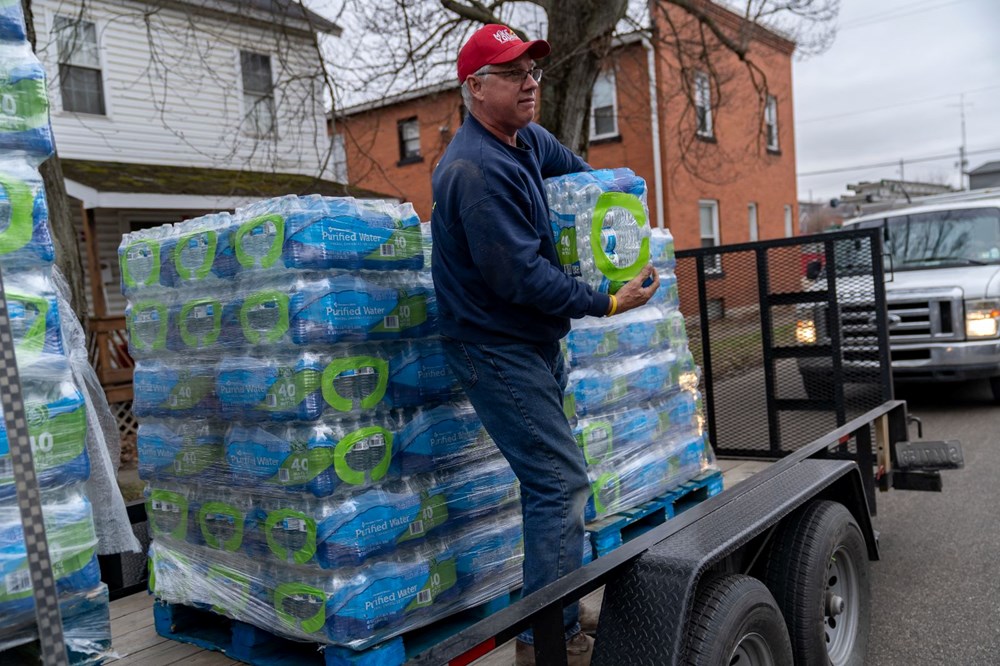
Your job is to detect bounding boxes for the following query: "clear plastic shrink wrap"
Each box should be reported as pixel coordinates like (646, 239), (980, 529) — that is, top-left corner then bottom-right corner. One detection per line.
(545, 169), (718, 522)
(0, 13), (116, 661)
(125, 196), (524, 652)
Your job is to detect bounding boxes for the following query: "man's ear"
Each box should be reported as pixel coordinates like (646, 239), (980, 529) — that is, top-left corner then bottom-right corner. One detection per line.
(468, 76), (486, 101)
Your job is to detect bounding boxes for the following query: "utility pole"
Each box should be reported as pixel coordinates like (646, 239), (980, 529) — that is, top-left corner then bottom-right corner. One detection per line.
(948, 94), (971, 190)
(899, 158), (905, 181)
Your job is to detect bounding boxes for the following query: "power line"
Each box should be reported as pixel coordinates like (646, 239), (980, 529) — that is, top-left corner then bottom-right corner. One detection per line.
(798, 146), (1000, 178)
(797, 84), (1000, 125)
(838, 0), (969, 30)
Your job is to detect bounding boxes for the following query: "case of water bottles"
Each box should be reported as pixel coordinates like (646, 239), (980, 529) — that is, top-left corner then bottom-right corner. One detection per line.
(545, 169), (717, 522)
(125, 202), (526, 651)
(0, 5), (114, 658)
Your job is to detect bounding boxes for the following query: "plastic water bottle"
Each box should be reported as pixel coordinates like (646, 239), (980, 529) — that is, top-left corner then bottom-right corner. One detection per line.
(289, 272), (431, 344)
(394, 401), (493, 476)
(0, 0), (27, 43)
(385, 339), (462, 409)
(125, 295), (173, 358)
(216, 353), (324, 422)
(168, 294), (224, 353)
(0, 353), (89, 496)
(649, 228), (676, 272)
(159, 213), (237, 288)
(220, 279), (293, 349)
(4, 269), (64, 355)
(283, 196), (423, 271)
(0, 491), (101, 629)
(0, 158), (52, 269)
(318, 343), (393, 416)
(119, 224), (175, 297)
(189, 485), (253, 553)
(137, 418), (224, 484)
(133, 359), (217, 418)
(0, 43), (53, 159)
(427, 454), (519, 524)
(647, 270), (679, 310)
(544, 168), (651, 295)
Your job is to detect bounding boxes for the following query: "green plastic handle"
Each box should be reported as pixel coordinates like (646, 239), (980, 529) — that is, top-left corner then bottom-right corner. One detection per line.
(264, 509), (317, 565)
(179, 297), (222, 348)
(321, 356), (389, 412)
(234, 213), (284, 268)
(580, 420), (613, 466)
(0, 172), (34, 256)
(334, 425), (393, 486)
(197, 501), (245, 552)
(273, 582), (326, 635)
(6, 291), (48, 352)
(590, 191), (651, 283)
(128, 300), (169, 351)
(148, 489), (189, 541)
(174, 229), (217, 280)
(239, 290), (289, 344)
(121, 239), (161, 288)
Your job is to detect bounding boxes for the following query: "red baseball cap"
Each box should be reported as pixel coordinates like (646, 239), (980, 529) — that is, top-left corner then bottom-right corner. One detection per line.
(457, 24), (550, 83)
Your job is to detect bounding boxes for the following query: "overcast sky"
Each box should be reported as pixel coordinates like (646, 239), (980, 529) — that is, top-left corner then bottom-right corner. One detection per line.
(793, 0), (1000, 203)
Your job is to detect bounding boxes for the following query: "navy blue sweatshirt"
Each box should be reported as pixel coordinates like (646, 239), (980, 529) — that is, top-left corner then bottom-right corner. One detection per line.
(430, 115), (611, 345)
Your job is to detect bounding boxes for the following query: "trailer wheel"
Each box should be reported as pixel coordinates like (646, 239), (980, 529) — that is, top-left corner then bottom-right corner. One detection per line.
(683, 574), (792, 666)
(762, 500), (870, 666)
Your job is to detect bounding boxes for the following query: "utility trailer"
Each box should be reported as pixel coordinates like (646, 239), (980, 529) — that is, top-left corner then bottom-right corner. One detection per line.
(408, 228), (963, 666)
(2, 229), (961, 666)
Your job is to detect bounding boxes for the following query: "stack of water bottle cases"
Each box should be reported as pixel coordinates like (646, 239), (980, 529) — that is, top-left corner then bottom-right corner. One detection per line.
(0, 5), (111, 662)
(125, 199), (523, 653)
(546, 168), (715, 523)
(128, 167), (713, 656)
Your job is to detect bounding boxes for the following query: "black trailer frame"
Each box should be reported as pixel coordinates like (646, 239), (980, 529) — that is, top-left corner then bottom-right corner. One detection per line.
(408, 399), (908, 666)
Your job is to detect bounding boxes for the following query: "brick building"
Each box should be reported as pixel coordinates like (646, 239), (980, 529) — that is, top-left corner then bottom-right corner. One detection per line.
(333, 2), (799, 311)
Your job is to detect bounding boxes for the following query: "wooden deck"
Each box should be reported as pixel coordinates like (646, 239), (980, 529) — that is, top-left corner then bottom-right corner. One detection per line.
(106, 459), (772, 666)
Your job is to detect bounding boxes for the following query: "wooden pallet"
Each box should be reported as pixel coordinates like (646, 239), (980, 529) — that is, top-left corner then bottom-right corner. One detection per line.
(153, 589), (517, 666)
(586, 470), (724, 557)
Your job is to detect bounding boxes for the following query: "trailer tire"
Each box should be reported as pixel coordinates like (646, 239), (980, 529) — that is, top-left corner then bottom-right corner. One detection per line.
(683, 574), (792, 666)
(762, 500), (870, 666)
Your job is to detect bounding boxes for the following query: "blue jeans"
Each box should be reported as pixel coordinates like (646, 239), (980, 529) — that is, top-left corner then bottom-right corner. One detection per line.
(442, 338), (590, 644)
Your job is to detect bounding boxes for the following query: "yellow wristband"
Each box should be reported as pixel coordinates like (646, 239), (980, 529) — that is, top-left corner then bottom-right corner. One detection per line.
(607, 294), (618, 316)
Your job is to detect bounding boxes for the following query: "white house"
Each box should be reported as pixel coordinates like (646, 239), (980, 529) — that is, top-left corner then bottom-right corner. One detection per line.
(30, 0), (380, 319)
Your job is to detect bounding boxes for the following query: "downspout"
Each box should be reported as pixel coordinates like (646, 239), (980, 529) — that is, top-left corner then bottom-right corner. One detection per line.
(642, 36), (664, 229)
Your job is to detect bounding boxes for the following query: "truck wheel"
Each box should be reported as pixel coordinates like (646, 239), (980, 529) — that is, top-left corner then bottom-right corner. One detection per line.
(683, 574), (792, 666)
(762, 500), (870, 666)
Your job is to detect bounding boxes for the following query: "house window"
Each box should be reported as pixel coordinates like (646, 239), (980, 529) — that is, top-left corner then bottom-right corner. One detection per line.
(694, 71), (713, 138)
(784, 204), (794, 237)
(700, 200), (721, 272)
(54, 16), (105, 115)
(748, 203), (759, 242)
(765, 95), (779, 151)
(398, 117), (421, 163)
(241, 51), (275, 135)
(590, 70), (617, 140)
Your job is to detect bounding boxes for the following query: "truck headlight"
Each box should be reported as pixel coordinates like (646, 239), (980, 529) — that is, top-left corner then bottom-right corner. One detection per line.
(965, 300), (1000, 338)
(796, 319), (817, 344)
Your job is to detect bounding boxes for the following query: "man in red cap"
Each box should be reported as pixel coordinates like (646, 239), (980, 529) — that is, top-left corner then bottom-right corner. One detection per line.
(431, 23), (658, 666)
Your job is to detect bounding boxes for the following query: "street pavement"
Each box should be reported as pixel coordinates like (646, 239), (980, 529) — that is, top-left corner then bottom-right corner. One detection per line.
(865, 379), (1000, 665)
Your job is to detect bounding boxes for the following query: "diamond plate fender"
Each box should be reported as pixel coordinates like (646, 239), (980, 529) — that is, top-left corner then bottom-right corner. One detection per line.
(592, 458), (874, 665)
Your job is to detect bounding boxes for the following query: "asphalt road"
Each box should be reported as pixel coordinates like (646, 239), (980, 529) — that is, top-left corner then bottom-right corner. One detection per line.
(865, 379), (1000, 665)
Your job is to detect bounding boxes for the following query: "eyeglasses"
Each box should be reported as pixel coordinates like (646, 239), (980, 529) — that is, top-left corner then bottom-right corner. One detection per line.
(479, 67), (543, 84)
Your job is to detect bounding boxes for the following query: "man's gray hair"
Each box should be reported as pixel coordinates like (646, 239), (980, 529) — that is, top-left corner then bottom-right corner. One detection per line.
(461, 64), (493, 110)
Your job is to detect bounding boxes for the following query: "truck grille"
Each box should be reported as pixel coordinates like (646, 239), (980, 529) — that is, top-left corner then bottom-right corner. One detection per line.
(886, 295), (961, 342)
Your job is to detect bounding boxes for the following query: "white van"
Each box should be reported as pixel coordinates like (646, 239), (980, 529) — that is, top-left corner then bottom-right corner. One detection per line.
(837, 197), (1000, 400)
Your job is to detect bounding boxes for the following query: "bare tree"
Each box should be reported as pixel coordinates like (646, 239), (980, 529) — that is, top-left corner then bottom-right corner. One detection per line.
(330, 0), (838, 168)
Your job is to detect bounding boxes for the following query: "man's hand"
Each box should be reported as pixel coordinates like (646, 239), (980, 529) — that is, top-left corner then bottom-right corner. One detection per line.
(614, 264), (659, 315)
